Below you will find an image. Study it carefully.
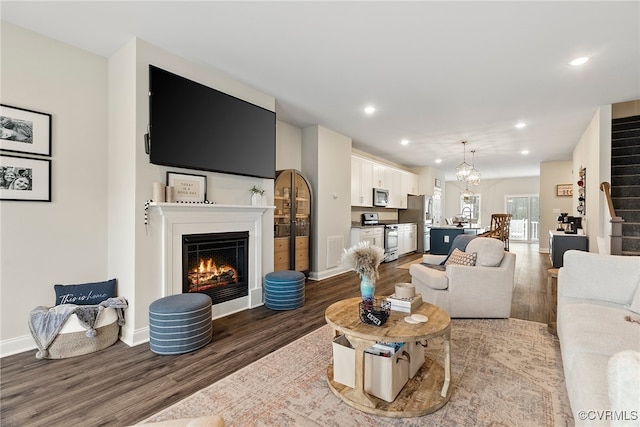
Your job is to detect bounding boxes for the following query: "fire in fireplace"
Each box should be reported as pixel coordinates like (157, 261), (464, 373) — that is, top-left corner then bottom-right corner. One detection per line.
(182, 231), (249, 304)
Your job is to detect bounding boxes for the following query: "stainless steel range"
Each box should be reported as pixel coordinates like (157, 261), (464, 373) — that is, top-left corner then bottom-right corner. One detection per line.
(360, 213), (398, 262)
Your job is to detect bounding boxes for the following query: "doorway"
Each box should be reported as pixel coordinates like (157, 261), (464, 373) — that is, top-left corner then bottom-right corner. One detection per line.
(505, 194), (540, 242)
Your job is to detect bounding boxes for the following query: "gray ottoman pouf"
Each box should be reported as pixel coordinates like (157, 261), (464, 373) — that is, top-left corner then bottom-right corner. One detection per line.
(264, 270), (306, 310)
(149, 293), (212, 355)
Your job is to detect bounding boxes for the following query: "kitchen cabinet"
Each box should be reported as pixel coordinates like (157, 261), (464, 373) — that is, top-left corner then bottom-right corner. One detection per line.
(549, 230), (588, 268)
(350, 154), (418, 208)
(350, 156), (373, 207)
(274, 169), (312, 273)
(430, 227), (465, 255)
(398, 223), (417, 256)
(350, 226), (385, 249)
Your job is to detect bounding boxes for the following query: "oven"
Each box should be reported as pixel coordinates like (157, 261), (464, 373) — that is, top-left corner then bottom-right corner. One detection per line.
(384, 224), (399, 262)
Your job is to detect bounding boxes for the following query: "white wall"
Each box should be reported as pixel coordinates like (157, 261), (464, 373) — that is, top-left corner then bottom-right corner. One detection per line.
(444, 177), (540, 228)
(276, 120), (302, 171)
(1, 23), (108, 356)
(302, 125), (352, 280)
(539, 161), (574, 252)
(572, 106), (612, 252)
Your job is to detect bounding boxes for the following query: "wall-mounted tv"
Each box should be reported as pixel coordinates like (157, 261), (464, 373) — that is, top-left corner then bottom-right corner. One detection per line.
(148, 65), (276, 179)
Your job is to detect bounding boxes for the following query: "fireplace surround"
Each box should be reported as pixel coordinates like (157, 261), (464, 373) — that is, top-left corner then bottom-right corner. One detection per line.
(148, 202), (273, 319)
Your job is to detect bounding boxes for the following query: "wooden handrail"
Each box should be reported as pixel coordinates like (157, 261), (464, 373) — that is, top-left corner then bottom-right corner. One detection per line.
(600, 182), (617, 218)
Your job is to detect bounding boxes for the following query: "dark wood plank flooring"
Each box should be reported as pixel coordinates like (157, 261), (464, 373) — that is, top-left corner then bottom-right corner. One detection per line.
(0, 242), (550, 426)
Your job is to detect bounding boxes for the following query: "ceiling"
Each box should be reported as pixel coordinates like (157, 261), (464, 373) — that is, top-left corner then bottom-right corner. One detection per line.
(2, 1), (639, 180)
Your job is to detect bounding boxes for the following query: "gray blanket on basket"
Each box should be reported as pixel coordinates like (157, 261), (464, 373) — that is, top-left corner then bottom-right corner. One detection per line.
(28, 297), (128, 359)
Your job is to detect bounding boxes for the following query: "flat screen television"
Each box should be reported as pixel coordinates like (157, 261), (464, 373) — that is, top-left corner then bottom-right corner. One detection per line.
(148, 65), (276, 179)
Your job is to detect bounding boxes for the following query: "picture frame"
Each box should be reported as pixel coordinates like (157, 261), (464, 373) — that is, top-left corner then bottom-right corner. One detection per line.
(435, 178), (441, 189)
(0, 104), (52, 156)
(556, 184), (573, 197)
(0, 154), (51, 202)
(166, 171), (207, 202)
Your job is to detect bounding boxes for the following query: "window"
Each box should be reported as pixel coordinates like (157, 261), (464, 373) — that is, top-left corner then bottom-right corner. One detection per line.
(460, 193), (481, 225)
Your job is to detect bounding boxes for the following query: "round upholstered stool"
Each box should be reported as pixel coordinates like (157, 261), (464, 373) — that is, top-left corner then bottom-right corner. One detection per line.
(264, 270), (306, 310)
(149, 293), (212, 355)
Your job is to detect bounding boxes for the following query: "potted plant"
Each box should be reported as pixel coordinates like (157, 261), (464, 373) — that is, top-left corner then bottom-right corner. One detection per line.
(250, 185), (265, 206)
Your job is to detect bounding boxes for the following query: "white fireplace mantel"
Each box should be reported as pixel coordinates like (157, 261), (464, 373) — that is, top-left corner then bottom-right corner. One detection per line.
(148, 202), (274, 319)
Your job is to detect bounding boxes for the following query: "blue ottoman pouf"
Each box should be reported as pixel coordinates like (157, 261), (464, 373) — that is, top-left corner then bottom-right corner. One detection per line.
(149, 293), (212, 355)
(264, 270), (306, 310)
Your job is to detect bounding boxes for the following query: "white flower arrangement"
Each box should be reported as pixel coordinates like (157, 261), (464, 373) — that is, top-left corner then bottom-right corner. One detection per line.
(340, 241), (386, 284)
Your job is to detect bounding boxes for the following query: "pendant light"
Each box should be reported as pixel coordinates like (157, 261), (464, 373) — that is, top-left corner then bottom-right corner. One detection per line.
(456, 141), (473, 181)
(467, 150), (481, 185)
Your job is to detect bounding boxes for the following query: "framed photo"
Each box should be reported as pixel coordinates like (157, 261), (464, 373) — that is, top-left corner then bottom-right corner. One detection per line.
(556, 184), (573, 197)
(166, 171), (207, 202)
(435, 178), (441, 188)
(0, 154), (51, 202)
(0, 104), (52, 156)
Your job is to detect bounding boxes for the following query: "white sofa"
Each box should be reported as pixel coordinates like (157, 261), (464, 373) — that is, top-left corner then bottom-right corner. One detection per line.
(557, 250), (640, 426)
(409, 237), (516, 318)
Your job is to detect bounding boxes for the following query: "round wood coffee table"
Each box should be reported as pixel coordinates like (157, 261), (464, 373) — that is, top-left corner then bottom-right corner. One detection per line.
(325, 297), (451, 417)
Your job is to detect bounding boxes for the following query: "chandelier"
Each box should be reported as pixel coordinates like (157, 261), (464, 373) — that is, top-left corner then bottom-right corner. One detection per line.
(467, 150), (481, 185)
(456, 141), (473, 181)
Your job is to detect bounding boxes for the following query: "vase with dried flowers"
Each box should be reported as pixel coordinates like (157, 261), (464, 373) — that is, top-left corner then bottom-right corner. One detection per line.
(341, 241), (386, 307)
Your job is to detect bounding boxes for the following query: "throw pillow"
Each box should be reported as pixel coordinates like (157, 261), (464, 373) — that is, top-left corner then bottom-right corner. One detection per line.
(54, 279), (117, 306)
(626, 285), (640, 315)
(445, 248), (477, 266)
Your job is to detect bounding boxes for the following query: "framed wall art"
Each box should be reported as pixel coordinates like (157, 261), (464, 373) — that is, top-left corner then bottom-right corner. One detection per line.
(0, 104), (52, 156)
(166, 171), (207, 202)
(435, 178), (441, 189)
(556, 184), (573, 197)
(0, 154), (51, 202)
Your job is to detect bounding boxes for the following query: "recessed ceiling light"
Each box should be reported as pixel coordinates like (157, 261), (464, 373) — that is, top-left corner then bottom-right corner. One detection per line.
(515, 122), (527, 129)
(569, 56), (590, 66)
(364, 105), (376, 115)
(401, 139), (409, 146)
(521, 150), (530, 155)
(435, 159), (442, 164)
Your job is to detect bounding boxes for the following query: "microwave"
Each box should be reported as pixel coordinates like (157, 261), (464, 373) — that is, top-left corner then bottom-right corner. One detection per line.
(373, 188), (389, 207)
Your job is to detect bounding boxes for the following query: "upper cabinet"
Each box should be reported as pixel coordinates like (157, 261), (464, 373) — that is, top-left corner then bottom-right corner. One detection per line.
(351, 154), (418, 208)
(351, 156), (374, 207)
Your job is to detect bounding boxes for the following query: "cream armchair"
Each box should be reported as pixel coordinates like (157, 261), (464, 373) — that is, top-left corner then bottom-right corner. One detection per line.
(409, 237), (516, 318)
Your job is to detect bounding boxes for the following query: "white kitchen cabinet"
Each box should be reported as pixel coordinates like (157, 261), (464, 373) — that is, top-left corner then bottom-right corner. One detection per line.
(351, 156), (373, 207)
(350, 226), (385, 249)
(397, 223), (417, 256)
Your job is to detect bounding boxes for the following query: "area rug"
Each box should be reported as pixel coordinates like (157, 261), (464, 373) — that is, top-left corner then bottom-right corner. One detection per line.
(396, 259), (421, 270)
(139, 319), (573, 426)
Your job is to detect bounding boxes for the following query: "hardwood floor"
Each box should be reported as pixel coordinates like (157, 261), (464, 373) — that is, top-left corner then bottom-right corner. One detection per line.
(0, 242), (551, 427)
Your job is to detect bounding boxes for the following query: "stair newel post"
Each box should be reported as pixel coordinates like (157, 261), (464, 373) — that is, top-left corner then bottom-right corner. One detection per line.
(600, 181), (624, 255)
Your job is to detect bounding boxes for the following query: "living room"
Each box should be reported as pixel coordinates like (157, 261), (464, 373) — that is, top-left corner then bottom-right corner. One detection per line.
(1, 2), (639, 426)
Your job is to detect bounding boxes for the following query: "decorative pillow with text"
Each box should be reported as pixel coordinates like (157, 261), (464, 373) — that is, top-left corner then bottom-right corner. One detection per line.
(445, 248), (477, 267)
(54, 279), (117, 306)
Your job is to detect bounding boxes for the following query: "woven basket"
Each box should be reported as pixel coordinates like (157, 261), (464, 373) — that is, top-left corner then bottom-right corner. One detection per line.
(45, 320), (119, 359)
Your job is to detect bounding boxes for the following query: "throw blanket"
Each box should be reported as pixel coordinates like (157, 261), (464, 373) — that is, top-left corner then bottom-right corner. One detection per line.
(28, 297), (128, 359)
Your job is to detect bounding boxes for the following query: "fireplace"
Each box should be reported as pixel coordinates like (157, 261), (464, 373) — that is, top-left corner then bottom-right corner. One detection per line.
(182, 231), (249, 304)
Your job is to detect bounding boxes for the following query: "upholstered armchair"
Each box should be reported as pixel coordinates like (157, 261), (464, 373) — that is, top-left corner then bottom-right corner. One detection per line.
(409, 237), (516, 318)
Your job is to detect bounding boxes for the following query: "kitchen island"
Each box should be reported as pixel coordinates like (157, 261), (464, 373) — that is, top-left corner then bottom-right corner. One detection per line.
(430, 226), (485, 255)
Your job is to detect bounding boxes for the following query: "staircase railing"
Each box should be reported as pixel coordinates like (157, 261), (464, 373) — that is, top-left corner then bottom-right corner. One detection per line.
(600, 181), (624, 255)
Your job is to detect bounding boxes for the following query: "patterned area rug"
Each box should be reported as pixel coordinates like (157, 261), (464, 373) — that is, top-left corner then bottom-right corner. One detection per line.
(139, 318), (573, 426)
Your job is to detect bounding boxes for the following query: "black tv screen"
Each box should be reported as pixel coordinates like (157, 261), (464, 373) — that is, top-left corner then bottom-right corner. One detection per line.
(149, 65), (276, 179)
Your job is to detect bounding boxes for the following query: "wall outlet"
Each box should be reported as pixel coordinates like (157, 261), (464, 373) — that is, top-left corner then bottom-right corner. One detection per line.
(444, 235), (450, 243)
(552, 208), (561, 213)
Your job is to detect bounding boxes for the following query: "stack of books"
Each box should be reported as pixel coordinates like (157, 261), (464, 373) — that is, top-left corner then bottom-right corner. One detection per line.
(365, 342), (404, 357)
(385, 293), (423, 313)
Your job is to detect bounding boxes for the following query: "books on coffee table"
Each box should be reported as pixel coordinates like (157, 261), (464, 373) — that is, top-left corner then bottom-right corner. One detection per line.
(385, 294), (422, 313)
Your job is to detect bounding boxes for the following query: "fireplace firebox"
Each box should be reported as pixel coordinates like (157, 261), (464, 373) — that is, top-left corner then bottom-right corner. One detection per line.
(182, 231), (249, 304)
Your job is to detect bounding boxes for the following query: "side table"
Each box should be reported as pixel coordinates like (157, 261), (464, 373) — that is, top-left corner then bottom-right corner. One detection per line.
(547, 268), (559, 335)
